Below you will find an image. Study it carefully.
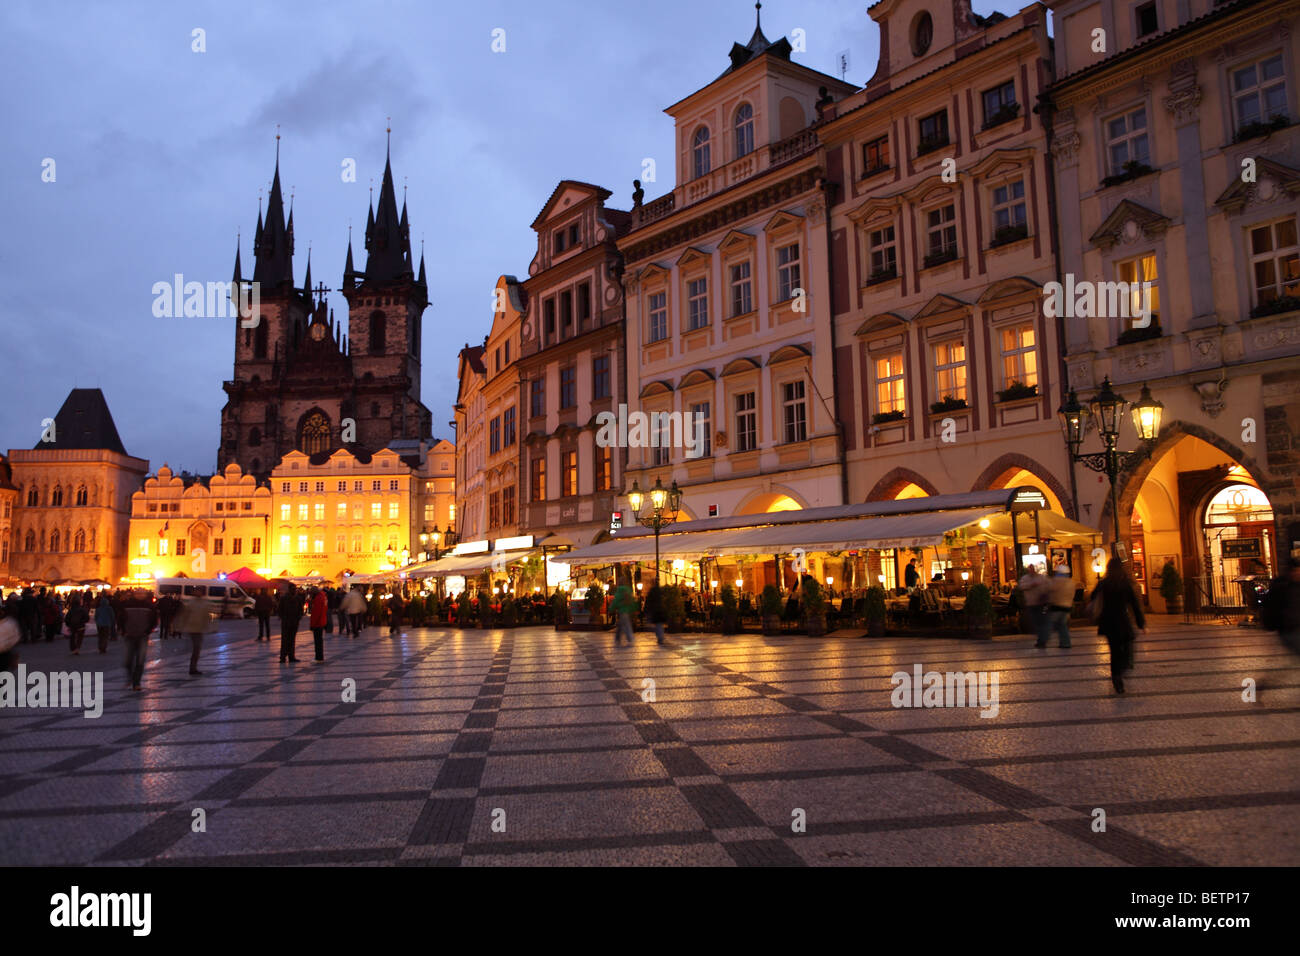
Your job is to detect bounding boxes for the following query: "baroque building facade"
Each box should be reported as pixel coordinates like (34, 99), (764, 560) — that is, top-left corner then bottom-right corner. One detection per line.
(1046, 0), (1300, 608)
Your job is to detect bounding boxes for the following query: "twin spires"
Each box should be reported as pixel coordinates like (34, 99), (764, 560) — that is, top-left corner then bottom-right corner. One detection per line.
(235, 132), (428, 302)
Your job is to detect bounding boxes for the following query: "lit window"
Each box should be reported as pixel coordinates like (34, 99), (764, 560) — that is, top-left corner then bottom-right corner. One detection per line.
(388, 501), (399, 519)
(297, 535), (307, 553)
(862, 134), (889, 175)
(371, 502), (382, 519)
(138, 538), (149, 556)
(563, 450), (578, 496)
(280, 503), (290, 521)
(1116, 253), (1160, 330)
(933, 341), (968, 403)
(298, 503), (308, 521)
(159, 538), (169, 556)
(352, 503), (363, 520)
(594, 445), (611, 492)
(280, 535), (291, 554)
(313, 502), (325, 520)
(337, 502), (347, 519)
(531, 457), (546, 502)
(1000, 325), (1038, 388)
(336, 534), (346, 553)
(875, 354), (906, 414)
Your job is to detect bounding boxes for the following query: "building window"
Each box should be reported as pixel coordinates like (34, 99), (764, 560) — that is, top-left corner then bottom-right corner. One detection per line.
(337, 502), (347, 519)
(776, 244), (801, 301)
(313, 502), (325, 520)
(981, 81), (1018, 127)
(1106, 107), (1150, 176)
(280, 535), (291, 554)
(544, 297), (556, 337)
(488, 491), (500, 530)
(297, 535), (308, 554)
(51, 487), (63, 506)
(489, 417), (501, 455)
(782, 381), (807, 443)
(176, 538), (186, 555)
(74, 486), (87, 506)
(734, 392), (757, 451)
(735, 103), (755, 158)
(252, 537), (261, 554)
(991, 179), (1027, 243)
(215, 502), (224, 512)
(369, 311), (386, 353)
(1116, 253), (1161, 329)
(869, 225), (898, 280)
(1134, 1), (1159, 38)
(1000, 325), (1038, 389)
(232, 538), (242, 555)
(530, 378), (545, 418)
(369, 535), (380, 554)
(595, 445), (611, 491)
(925, 204), (958, 263)
(138, 538), (149, 556)
(502, 486), (515, 526)
(503, 407), (517, 445)
(560, 289), (573, 331)
(26, 488), (37, 506)
(912, 10), (933, 56)
(354, 481), (363, 492)
(651, 417), (670, 465)
(687, 277), (708, 330)
(371, 502), (382, 519)
(314, 480), (325, 492)
(24, 530), (35, 552)
(875, 353), (906, 415)
(592, 356), (610, 400)
(729, 262), (752, 317)
(387, 501), (399, 519)
(337, 480), (347, 492)
(424, 503), (435, 522)
(693, 126), (711, 178)
(563, 451), (578, 496)
(933, 341), (968, 403)
(1250, 218), (1300, 307)
(918, 110), (949, 154)
(560, 367), (577, 409)
(281, 482), (290, 493)
(648, 292), (668, 342)
(862, 134), (889, 175)
(298, 481), (308, 493)
(336, 534), (346, 553)
(1233, 55), (1288, 135)
(371, 480), (381, 492)
(154, 534), (164, 555)
(280, 503), (290, 521)
(213, 538), (224, 555)
(688, 401), (711, 457)
(353, 503), (363, 520)
(577, 282), (592, 327)
(531, 457), (546, 502)
(351, 534), (361, 553)
(297, 503), (308, 521)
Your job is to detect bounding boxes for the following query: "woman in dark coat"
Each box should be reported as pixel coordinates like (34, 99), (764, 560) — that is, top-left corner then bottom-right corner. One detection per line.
(1090, 558), (1146, 693)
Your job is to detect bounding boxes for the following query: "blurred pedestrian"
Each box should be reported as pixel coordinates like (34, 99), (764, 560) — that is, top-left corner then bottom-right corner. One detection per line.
(309, 587), (329, 662)
(1089, 558), (1146, 694)
(254, 589), (274, 641)
(1039, 565), (1075, 649)
(645, 583), (667, 646)
(1019, 564), (1048, 645)
(612, 583), (636, 646)
(342, 586), (366, 638)
(64, 595), (89, 655)
(388, 592), (404, 636)
(175, 593), (211, 676)
(1261, 557), (1300, 654)
(118, 589), (158, 692)
(277, 584), (303, 663)
(94, 593), (116, 653)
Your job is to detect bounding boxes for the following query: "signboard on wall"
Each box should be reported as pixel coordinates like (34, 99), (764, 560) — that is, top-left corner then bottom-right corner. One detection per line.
(1221, 538), (1262, 559)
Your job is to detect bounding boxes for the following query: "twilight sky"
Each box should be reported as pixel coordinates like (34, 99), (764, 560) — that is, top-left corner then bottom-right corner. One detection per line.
(0, 0), (1012, 475)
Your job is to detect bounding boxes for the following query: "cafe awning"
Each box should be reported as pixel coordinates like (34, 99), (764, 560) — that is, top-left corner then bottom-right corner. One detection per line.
(562, 507), (1003, 564)
(968, 510), (1101, 544)
(409, 548), (541, 578)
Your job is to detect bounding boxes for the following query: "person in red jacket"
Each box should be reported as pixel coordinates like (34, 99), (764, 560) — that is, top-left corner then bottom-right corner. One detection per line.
(308, 587), (329, 663)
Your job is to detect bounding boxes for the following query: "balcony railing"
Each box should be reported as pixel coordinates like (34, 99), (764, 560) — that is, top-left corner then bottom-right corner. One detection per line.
(769, 128), (819, 166)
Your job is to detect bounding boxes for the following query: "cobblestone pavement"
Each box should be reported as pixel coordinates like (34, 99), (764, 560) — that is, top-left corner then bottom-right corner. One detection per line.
(1, 618), (1296, 866)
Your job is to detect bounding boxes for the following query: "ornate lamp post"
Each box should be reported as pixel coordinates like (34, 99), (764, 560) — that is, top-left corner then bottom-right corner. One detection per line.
(1059, 378), (1163, 550)
(627, 477), (682, 584)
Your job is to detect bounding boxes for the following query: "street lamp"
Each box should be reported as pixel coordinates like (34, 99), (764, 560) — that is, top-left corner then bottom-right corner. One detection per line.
(626, 476), (682, 584)
(1059, 378), (1163, 550)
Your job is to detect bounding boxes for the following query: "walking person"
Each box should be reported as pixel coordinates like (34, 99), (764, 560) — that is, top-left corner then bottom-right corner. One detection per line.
(1040, 565), (1075, 649)
(157, 593), (177, 640)
(1261, 557), (1300, 654)
(278, 584), (303, 664)
(324, 586), (337, 634)
(342, 586), (366, 638)
(1089, 558), (1146, 694)
(1019, 564), (1048, 646)
(904, 559), (920, 591)
(94, 593), (116, 654)
(254, 589), (274, 641)
(388, 592), (404, 636)
(612, 583), (637, 646)
(175, 593), (211, 676)
(64, 595), (89, 655)
(42, 594), (62, 642)
(118, 589), (158, 692)
(645, 583), (668, 645)
(19, 588), (37, 644)
(309, 587), (329, 662)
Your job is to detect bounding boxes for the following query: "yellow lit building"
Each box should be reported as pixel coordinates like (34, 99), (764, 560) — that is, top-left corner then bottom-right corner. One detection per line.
(127, 463), (272, 581)
(269, 447), (414, 579)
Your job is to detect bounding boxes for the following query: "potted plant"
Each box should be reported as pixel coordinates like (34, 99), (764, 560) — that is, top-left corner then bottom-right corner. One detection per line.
(1159, 560), (1184, 615)
(872, 409), (906, 424)
(929, 395), (969, 414)
(801, 576), (828, 636)
(584, 581), (606, 627)
(456, 591), (472, 628)
(1116, 322), (1162, 345)
(663, 585), (686, 633)
(864, 586), (887, 637)
(1234, 113), (1288, 143)
(965, 583), (993, 639)
(867, 265), (898, 284)
(989, 223), (1029, 247)
(760, 584), (783, 634)
(550, 590), (569, 628)
(996, 380), (1038, 402)
(1250, 294), (1300, 318)
(718, 585), (739, 634)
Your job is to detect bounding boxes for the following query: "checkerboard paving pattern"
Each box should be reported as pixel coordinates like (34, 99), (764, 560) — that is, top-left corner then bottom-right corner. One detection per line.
(1, 619), (1296, 866)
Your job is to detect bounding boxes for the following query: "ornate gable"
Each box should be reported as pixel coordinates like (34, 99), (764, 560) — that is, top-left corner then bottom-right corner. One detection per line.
(912, 294), (969, 322)
(1214, 158), (1300, 215)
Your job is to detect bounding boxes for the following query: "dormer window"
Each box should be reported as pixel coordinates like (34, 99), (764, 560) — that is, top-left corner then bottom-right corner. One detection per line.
(693, 126), (712, 178)
(734, 104), (754, 159)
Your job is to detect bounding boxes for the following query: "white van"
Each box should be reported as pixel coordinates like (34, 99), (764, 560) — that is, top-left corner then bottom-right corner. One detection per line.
(152, 578), (256, 619)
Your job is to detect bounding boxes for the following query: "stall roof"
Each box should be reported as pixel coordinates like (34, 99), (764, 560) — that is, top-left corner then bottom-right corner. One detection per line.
(563, 507), (1003, 564)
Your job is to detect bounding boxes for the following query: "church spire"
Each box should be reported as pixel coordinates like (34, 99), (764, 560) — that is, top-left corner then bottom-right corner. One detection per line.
(343, 226), (356, 287)
(363, 125), (410, 282)
(253, 133), (295, 287)
(232, 235), (242, 285)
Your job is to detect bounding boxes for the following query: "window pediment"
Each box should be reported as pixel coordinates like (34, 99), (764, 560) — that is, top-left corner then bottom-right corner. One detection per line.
(676, 247), (711, 269)
(913, 293), (969, 322)
(855, 312), (908, 337)
(849, 196), (902, 225)
(1214, 158), (1300, 215)
(968, 147), (1035, 180)
(718, 229), (756, 254)
(977, 277), (1040, 303)
(1089, 199), (1171, 251)
(639, 380), (674, 399)
(902, 176), (956, 205)
(764, 210), (805, 234)
(678, 368), (716, 388)
(767, 343), (812, 366)
(721, 357), (762, 376)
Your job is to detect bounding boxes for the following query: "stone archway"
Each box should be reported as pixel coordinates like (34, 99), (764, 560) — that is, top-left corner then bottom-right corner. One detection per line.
(865, 468), (940, 502)
(1107, 420), (1271, 546)
(971, 453), (1075, 519)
